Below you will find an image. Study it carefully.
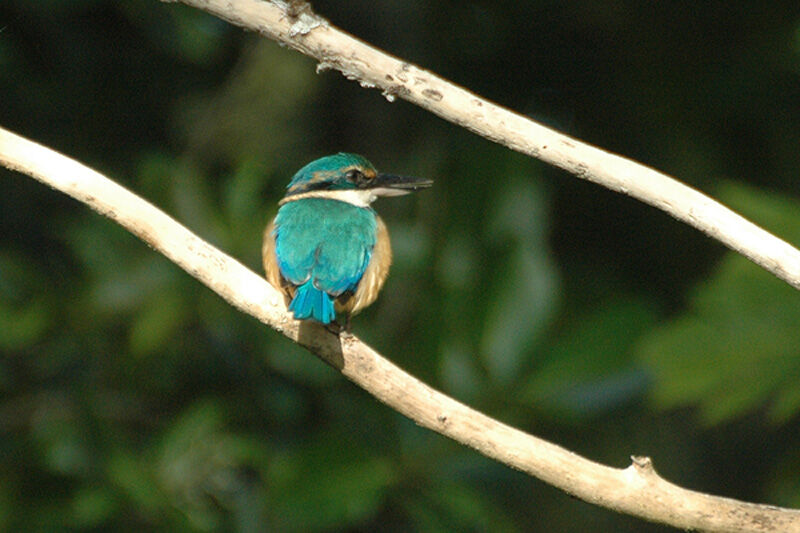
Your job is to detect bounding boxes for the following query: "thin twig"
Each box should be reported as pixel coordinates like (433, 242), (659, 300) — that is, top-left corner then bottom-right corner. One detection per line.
(168, 0), (800, 292)
(2, 126), (799, 531)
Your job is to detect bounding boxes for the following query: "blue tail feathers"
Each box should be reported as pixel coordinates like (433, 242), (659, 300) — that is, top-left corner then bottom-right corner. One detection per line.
(289, 280), (336, 324)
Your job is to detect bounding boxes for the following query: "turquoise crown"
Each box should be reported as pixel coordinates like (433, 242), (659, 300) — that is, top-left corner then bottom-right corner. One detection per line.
(286, 153), (376, 195)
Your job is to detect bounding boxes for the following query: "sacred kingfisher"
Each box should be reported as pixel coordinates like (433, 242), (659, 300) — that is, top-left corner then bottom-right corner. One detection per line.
(263, 153), (432, 327)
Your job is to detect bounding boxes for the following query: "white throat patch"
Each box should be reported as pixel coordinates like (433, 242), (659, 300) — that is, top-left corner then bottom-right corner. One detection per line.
(279, 189), (378, 207)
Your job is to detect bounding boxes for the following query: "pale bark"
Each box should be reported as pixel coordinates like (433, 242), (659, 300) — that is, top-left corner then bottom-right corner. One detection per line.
(166, 0), (800, 292)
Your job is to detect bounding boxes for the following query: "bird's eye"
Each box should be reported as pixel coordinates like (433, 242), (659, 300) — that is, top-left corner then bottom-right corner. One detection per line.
(345, 169), (362, 182)
(346, 169), (374, 186)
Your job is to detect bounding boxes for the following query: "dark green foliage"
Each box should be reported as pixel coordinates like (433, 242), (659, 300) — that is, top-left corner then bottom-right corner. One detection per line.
(2, 1), (800, 531)
(640, 183), (800, 425)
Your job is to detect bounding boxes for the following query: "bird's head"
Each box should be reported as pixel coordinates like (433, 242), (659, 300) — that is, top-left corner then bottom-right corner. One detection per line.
(283, 153), (432, 206)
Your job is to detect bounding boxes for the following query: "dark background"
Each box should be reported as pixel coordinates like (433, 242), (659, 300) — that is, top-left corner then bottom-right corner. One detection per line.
(2, 1), (800, 531)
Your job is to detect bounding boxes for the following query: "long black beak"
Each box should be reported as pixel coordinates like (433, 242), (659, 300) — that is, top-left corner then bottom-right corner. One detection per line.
(371, 173), (434, 197)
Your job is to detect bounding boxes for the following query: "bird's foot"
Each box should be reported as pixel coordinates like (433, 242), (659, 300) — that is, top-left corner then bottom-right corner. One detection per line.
(325, 316), (352, 336)
(325, 321), (345, 335)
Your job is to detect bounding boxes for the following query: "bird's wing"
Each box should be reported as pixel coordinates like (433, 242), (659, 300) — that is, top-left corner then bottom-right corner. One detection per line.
(340, 215), (392, 315)
(273, 200), (377, 297)
(262, 218), (285, 292)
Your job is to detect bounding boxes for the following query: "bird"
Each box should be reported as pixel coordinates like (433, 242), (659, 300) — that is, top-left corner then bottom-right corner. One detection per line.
(263, 153), (432, 329)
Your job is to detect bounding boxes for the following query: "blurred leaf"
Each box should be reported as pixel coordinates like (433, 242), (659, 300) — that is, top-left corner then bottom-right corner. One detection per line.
(639, 182), (800, 425)
(176, 42), (317, 167)
(30, 394), (91, 475)
(156, 399), (268, 530)
(0, 298), (50, 350)
(404, 481), (520, 532)
(128, 291), (187, 356)
(89, 258), (179, 318)
(439, 340), (483, 400)
(136, 151), (183, 206)
(123, 3), (230, 66)
(485, 173), (549, 245)
(525, 297), (656, 421)
(480, 177), (560, 384)
(222, 158), (269, 227)
(107, 452), (165, 518)
(65, 219), (140, 279)
(481, 248), (559, 382)
(0, 250), (51, 349)
(171, 161), (230, 246)
(770, 385), (800, 423)
(265, 340), (340, 386)
(70, 487), (119, 529)
(221, 158), (275, 263)
(391, 221), (435, 272)
(436, 234), (479, 291)
(268, 441), (396, 532)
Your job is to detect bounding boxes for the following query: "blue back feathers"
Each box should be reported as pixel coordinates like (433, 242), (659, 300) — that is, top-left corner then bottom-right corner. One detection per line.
(273, 198), (377, 323)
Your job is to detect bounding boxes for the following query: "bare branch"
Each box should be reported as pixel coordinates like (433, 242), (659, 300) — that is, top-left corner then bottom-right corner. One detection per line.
(166, 0), (800, 292)
(2, 126), (799, 531)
